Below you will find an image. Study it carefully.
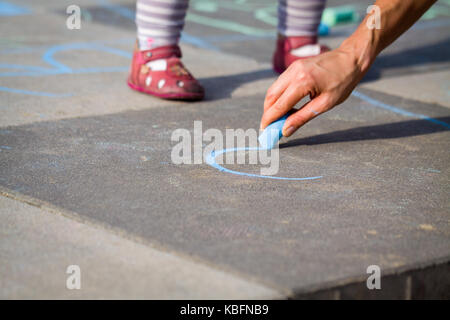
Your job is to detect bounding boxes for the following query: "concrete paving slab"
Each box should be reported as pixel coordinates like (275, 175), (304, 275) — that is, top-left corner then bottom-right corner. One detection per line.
(0, 194), (279, 299)
(1, 87), (449, 294)
(361, 70), (450, 108)
(0, 44), (266, 127)
(0, 0), (266, 127)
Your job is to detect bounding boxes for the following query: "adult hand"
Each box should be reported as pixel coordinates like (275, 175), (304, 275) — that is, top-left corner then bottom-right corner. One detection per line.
(260, 47), (365, 137)
(260, 0), (437, 137)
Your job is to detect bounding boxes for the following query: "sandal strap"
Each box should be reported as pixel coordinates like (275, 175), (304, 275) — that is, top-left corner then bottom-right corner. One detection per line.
(137, 45), (182, 64)
(280, 36), (318, 51)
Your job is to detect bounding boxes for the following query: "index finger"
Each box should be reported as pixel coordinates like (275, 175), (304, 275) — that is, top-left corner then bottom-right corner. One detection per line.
(260, 83), (309, 130)
(263, 70), (291, 112)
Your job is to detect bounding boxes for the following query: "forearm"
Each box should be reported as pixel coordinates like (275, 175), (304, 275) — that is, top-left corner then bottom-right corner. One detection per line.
(260, 0), (438, 134)
(339, 0), (437, 74)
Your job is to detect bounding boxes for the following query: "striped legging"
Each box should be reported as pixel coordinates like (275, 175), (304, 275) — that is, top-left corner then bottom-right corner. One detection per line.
(136, 0), (327, 50)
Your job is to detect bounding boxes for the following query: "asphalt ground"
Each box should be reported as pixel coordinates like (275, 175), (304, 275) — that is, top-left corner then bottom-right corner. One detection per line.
(0, 0), (449, 298)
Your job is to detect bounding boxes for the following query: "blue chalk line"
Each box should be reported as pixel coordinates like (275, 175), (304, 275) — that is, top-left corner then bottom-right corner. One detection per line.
(0, 86), (72, 97)
(207, 91), (449, 180)
(0, 2), (30, 16)
(205, 147), (323, 181)
(351, 91), (450, 129)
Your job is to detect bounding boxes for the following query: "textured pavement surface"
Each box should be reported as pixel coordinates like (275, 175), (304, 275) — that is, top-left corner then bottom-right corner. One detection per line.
(1, 0), (449, 299)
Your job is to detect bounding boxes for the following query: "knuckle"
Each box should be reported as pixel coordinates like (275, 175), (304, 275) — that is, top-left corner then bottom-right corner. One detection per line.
(266, 87), (274, 97)
(292, 81), (304, 92)
(265, 87), (279, 102)
(273, 101), (285, 112)
(293, 60), (305, 69)
(322, 94), (335, 108)
(297, 70), (313, 84)
(304, 71), (314, 84)
(293, 113), (308, 125)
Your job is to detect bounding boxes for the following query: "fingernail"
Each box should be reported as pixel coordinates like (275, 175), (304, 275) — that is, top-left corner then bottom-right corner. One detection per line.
(283, 126), (296, 137)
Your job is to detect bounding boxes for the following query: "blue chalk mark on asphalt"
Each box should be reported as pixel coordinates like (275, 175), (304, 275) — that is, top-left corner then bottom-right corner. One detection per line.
(41, 43), (131, 74)
(352, 90), (450, 129)
(0, 2), (30, 16)
(206, 147), (322, 181)
(0, 42), (131, 78)
(0, 86), (72, 97)
(210, 92), (449, 180)
(0, 41), (131, 96)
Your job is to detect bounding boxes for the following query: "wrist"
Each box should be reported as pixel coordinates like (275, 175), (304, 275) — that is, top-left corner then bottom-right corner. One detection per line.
(338, 28), (377, 75)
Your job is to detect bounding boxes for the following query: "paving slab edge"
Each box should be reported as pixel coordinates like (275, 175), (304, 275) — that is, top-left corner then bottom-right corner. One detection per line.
(0, 186), (288, 298)
(291, 258), (450, 299)
(3, 185), (450, 299)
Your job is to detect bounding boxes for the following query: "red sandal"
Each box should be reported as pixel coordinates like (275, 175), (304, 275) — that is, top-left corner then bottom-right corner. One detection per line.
(273, 35), (330, 74)
(127, 42), (204, 101)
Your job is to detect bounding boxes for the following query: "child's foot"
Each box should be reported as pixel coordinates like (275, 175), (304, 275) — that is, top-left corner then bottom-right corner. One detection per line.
(127, 42), (204, 101)
(273, 35), (330, 74)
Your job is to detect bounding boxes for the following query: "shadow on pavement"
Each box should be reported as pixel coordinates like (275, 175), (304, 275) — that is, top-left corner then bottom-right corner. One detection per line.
(198, 36), (450, 100)
(362, 37), (450, 82)
(280, 117), (450, 148)
(200, 68), (276, 100)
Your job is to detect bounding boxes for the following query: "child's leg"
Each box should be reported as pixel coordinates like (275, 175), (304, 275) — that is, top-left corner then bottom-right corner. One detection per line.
(136, 0), (189, 50)
(278, 0), (326, 37)
(128, 0), (204, 101)
(273, 0), (329, 73)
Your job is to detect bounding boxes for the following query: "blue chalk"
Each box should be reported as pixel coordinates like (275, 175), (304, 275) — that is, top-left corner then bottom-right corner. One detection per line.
(258, 112), (293, 150)
(0, 2), (30, 16)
